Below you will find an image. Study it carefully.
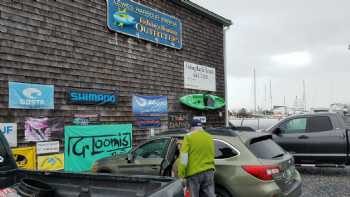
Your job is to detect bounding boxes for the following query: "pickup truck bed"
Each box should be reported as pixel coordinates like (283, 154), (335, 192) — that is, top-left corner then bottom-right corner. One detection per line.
(0, 132), (183, 197)
(2, 170), (182, 197)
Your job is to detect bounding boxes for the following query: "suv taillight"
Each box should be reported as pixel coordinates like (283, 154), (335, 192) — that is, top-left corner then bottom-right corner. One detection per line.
(242, 165), (280, 181)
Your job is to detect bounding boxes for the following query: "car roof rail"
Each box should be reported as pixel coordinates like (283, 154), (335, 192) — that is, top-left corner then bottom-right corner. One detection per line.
(229, 122), (255, 132)
(205, 128), (239, 137)
(158, 128), (188, 136)
(158, 127), (239, 137)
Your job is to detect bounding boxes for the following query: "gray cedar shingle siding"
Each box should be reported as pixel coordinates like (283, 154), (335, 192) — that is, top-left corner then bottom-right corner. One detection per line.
(0, 0), (225, 145)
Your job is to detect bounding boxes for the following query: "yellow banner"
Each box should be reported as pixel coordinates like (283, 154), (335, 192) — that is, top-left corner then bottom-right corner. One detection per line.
(12, 147), (36, 170)
(37, 153), (64, 171)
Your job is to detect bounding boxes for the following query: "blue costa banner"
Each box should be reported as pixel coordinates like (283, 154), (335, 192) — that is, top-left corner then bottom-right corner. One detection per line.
(9, 82), (54, 109)
(132, 95), (168, 115)
(135, 116), (161, 128)
(68, 90), (118, 105)
(107, 0), (182, 49)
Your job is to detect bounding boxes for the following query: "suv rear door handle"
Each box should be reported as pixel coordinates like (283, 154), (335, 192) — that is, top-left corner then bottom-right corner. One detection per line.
(298, 135), (309, 139)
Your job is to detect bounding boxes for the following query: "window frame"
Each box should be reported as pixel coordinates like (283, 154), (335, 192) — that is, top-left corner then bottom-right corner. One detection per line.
(280, 117), (308, 134)
(133, 137), (171, 160)
(213, 139), (240, 160)
(306, 116), (334, 133)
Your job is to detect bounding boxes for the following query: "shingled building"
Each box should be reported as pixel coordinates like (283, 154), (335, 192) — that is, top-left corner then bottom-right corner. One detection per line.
(0, 0), (231, 146)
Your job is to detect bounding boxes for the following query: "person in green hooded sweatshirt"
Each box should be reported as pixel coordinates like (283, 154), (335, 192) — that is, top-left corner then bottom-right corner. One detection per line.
(178, 119), (216, 197)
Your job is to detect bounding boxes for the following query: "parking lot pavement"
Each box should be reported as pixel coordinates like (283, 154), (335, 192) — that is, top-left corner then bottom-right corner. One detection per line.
(298, 167), (350, 197)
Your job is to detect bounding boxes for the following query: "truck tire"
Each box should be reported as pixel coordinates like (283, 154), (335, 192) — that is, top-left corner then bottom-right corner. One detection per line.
(215, 186), (232, 197)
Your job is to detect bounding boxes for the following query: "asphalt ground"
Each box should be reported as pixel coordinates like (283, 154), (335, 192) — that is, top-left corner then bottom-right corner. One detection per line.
(298, 166), (350, 197)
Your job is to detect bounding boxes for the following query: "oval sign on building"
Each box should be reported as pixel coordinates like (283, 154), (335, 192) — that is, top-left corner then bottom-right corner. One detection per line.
(106, 0), (182, 49)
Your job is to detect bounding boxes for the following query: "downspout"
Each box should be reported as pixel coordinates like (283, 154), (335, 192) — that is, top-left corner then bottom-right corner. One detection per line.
(224, 25), (230, 127)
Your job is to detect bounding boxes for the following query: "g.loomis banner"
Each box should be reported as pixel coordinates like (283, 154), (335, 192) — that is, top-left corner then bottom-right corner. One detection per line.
(64, 124), (132, 172)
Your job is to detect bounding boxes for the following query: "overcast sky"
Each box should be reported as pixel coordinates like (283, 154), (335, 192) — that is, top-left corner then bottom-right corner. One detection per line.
(191, 0), (350, 111)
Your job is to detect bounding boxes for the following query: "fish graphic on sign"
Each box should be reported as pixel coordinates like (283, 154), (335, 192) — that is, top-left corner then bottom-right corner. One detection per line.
(22, 88), (42, 99)
(135, 97), (147, 107)
(113, 9), (136, 27)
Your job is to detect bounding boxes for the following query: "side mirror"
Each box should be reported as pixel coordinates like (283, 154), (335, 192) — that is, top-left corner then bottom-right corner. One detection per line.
(127, 153), (133, 163)
(274, 128), (283, 135)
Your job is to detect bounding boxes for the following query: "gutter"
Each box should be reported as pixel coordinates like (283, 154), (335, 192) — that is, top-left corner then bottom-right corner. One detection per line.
(171, 0), (233, 27)
(224, 26), (230, 127)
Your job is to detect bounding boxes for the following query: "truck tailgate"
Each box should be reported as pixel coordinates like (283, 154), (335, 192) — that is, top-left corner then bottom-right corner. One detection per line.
(5, 170), (183, 197)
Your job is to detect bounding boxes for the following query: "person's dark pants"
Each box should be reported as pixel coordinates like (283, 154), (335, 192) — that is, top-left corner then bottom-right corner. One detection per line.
(187, 170), (215, 197)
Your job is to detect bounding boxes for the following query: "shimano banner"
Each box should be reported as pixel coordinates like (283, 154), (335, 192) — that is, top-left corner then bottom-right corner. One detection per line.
(9, 82), (54, 109)
(132, 95), (168, 115)
(68, 90), (118, 105)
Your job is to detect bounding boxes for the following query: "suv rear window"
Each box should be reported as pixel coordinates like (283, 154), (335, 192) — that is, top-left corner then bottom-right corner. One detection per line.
(249, 137), (285, 159)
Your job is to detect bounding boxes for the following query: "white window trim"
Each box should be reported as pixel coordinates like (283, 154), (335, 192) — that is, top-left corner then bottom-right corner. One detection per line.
(214, 139), (241, 159)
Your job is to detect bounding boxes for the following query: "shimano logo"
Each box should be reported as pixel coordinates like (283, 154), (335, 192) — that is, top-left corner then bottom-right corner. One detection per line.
(70, 91), (117, 105)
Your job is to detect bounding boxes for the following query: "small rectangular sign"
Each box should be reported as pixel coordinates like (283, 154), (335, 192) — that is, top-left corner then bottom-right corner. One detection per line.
(64, 124), (133, 172)
(68, 90), (117, 105)
(132, 95), (168, 115)
(184, 62), (216, 91)
(36, 141), (60, 155)
(37, 153), (64, 171)
(135, 117), (161, 128)
(9, 82), (54, 109)
(73, 114), (100, 126)
(107, 0), (182, 49)
(0, 123), (17, 147)
(193, 116), (207, 123)
(168, 112), (190, 129)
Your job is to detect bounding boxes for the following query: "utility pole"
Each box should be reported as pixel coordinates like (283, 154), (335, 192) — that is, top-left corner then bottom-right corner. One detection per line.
(264, 84), (267, 111)
(253, 68), (257, 113)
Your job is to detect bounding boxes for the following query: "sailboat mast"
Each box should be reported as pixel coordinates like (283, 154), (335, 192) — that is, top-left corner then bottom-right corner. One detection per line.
(269, 80), (272, 110)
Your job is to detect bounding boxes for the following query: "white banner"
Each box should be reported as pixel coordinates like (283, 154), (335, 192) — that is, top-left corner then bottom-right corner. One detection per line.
(184, 61), (216, 91)
(0, 123), (17, 147)
(193, 116), (207, 123)
(36, 141), (60, 155)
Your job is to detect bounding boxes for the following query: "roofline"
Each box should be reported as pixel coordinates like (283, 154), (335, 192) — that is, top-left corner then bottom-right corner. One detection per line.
(171, 0), (233, 27)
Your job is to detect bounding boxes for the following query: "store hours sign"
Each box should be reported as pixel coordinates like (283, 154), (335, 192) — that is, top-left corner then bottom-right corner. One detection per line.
(107, 0), (182, 49)
(184, 61), (216, 92)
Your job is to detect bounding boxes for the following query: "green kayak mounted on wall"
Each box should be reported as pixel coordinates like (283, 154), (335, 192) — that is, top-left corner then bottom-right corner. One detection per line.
(180, 94), (225, 110)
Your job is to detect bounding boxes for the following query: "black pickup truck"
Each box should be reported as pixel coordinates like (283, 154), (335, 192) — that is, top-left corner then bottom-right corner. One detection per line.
(266, 113), (350, 166)
(0, 132), (184, 197)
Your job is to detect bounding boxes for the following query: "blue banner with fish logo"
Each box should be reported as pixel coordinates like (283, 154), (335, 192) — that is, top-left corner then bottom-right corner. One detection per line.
(9, 82), (54, 109)
(107, 0), (182, 49)
(132, 95), (168, 115)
